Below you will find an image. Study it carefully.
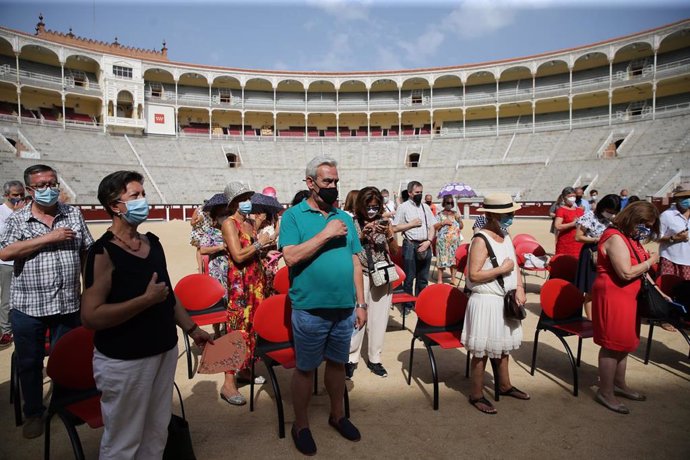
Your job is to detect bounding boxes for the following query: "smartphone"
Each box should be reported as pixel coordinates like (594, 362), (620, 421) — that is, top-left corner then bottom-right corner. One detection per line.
(378, 219), (389, 226)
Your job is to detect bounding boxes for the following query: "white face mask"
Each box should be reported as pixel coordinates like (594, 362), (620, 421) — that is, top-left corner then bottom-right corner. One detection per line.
(383, 196), (389, 204)
(602, 211), (615, 220)
(566, 196), (577, 204)
(591, 194), (598, 200)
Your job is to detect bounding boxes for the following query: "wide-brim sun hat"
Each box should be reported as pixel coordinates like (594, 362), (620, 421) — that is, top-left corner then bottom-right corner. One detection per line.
(476, 193), (522, 214)
(224, 181), (254, 205)
(672, 184), (690, 198)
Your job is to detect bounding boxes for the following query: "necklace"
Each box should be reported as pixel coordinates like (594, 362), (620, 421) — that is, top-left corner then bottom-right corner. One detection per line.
(110, 230), (142, 252)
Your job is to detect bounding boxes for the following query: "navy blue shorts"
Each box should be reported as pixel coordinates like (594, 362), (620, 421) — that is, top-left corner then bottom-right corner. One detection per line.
(291, 308), (355, 371)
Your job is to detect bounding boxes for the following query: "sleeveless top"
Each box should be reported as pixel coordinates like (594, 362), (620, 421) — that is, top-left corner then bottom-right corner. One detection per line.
(465, 230), (517, 297)
(84, 231), (177, 360)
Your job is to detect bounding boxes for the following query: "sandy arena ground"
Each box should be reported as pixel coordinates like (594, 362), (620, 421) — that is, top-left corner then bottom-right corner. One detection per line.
(0, 218), (689, 459)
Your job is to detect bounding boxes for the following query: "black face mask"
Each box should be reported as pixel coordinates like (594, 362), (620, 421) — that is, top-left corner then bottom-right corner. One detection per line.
(412, 194), (423, 206)
(315, 186), (338, 205)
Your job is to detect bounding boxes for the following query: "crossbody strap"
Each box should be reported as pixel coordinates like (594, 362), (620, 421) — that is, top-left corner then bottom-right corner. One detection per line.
(473, 232), (506, 292)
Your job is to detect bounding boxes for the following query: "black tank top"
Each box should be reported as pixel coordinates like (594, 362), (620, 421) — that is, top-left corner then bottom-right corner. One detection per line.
(84, 231), (177, 360)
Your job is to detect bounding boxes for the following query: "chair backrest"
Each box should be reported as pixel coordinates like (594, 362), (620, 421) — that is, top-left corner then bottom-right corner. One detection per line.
(46, 327), (96, 390)
(515, 241), (547, 266)
(512, 233), (538, 247)
(201, 255), (210, 274)
(253, 294), (292, 343)
(273, 266), (290, 295)
(656, 274), (683, 297)
(540, 279), (585, 320)
(174, 273), (225, 311)
(415, 284), (468, 327)
(454, 243), (470, 271)
(391, 264), (405, 290)
(390, 248), (404, 270)
(548, 254), (579, 282)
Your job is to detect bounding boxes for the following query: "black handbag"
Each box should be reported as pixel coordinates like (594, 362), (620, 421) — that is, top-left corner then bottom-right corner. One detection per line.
(163, 382), (196, 460)
(473, 233), (527, 321)
(625, 237), (673, 320)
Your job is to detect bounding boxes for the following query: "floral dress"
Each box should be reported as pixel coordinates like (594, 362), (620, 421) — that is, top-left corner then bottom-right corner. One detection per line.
(435, 212), (463, 269)
(198, 226), (229, 300)
(226, 217), (265, 371)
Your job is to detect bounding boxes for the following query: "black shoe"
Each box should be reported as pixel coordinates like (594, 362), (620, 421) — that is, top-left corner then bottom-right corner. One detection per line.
(291, 424), (317, 456)
(367, 362), (388, 378)
(328, 416), (361, 442)
(345, 362), (356, 380)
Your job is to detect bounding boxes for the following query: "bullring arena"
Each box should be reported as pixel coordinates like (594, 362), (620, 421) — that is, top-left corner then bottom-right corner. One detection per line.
(0, 14), (689, 460)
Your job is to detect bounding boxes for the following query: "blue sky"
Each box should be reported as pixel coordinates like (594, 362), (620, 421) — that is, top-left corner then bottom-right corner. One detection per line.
(1, 1), (689, 72)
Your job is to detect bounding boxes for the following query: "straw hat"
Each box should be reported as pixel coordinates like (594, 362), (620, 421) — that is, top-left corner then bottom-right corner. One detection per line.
(476, 193), (521, 214)
(224, 182), (254, 205)
(672, 184), (690, 199)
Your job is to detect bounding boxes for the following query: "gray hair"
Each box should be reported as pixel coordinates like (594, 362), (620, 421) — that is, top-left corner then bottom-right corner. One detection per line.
(305, 156), (338, 179)
(3, 180), (24, 195)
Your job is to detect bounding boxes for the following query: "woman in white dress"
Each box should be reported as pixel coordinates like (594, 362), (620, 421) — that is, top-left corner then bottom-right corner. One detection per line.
(461, 193), (530, 414)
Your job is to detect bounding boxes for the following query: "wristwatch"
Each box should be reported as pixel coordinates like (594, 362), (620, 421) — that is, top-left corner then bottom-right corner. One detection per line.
(355, 303), (368, 310)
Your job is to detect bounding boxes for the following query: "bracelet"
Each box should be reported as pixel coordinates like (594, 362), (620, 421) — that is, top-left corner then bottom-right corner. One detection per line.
(186, 324), (198, 336)
(355, 303), (368, 310)
(253, 242), (262, 251)
(644, 261), (650, 271)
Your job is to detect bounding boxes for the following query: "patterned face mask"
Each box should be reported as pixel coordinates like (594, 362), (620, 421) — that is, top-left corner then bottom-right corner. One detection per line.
(632, 224), (652, 241)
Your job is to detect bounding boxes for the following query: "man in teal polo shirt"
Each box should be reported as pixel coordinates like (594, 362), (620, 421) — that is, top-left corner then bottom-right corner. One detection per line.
(279, 156), (366, 456)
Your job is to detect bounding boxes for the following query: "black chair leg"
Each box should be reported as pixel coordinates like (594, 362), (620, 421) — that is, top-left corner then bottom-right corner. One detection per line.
(343, 387), (350, 418)
(407, 336), (417, 385)
(9, 351), (14, 404)
(530, 328), (541, 376)
(11, 352), (22, 426)
(263, 361), (285, 438)
(644, 322), (655, 365)
(576, 337), (583, 367)
(424, 343), (439, 410)
(58, 413), (85, 460)
(249, 358), (256, 412)
(401, 306), (406, 331)
(553, 334), (578, 396)
(313, 369), (318, 395)
(489, 358), (499, 402)
(183, 333), (193, 379)
(465, 350), (470, 378)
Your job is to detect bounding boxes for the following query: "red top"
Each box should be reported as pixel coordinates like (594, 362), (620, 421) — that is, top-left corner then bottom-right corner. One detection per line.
(591, 228), (649, 352)
(555, 205), (584, 257)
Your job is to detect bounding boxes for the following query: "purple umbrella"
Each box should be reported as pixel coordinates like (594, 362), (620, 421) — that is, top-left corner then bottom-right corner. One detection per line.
(437, 182), (477, 199)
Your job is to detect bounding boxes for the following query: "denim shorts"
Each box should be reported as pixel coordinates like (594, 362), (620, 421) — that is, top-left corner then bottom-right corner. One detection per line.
(291, 308), (355, 371)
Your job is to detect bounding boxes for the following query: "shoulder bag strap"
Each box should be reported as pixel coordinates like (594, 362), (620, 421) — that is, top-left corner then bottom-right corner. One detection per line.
(472, 232), (505, 291)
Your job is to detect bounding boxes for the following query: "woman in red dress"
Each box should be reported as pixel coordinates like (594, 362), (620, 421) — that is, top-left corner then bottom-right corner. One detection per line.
(591, 201), (660, 414)
(554, 187), (585, 257)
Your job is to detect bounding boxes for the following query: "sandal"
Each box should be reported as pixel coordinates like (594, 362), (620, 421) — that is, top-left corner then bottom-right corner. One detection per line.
(469, 395), (497, 414)
(220, 392), (247, 406)
(595, 392), (629, 414)
(614, 386), (647, 401)
(498, 386), (531, 400)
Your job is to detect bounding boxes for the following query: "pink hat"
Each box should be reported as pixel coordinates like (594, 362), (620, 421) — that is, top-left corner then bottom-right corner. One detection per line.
(262, 186), (277, 198)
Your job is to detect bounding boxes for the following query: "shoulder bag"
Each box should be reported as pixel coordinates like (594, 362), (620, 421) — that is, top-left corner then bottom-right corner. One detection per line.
(625, 238), (673, 320)
(163, 382), (196, 460)
(473, 233), (527, 321)
(365, 237), (399, 287)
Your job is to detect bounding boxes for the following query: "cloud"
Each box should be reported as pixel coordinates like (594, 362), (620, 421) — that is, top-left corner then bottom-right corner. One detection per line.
(307, 0), (371, 22)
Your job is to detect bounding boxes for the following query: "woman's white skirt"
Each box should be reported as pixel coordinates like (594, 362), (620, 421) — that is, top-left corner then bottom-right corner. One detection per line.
(461, 293), (523, 359)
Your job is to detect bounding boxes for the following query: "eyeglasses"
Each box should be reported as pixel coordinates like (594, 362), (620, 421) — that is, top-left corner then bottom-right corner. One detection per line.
(366, 206), (380, 212)
(29, 182), (60, 192)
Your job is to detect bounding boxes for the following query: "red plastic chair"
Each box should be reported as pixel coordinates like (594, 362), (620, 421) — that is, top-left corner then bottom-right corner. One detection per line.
(174, 274), (226, 378)
(272, 266), (290, 295)
(530, 279), (591, 396)
(406, 284), (469, 410)
(454, 243), (470, 285)
(547, 254), (579, 283)
(391, 265), (417, 330)
(44, 327), (102, 460)
(512, 233), (538, 248)
(250, 294), (349, 438)
(644, 274), (690, 364)
(200, 254), (210, 274)
(515, 241), (549, 286)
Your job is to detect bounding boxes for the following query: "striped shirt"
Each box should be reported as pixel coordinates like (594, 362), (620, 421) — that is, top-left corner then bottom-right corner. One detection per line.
(393, 200), (435, 242)
(0, 203), (94, 317)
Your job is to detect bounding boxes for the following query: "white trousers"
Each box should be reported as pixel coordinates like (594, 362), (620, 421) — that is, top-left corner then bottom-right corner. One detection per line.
(349, 275), (392, 364)
(93, 346), (178, 460)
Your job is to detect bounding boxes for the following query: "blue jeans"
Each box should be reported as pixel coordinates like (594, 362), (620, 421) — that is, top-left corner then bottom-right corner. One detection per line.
(402, 240), (432, 301)
(10, 309), (81, 418)
(291, 308), (355, 371)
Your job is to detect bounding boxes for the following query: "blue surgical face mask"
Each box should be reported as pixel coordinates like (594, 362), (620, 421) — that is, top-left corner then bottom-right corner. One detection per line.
(238, 200), (252, 215)
(9, 197), (24, 206)
(33, 187), (60, 207)
(120, 198), (149, 225)
(499, 215), (514, 227)
(679, 198), (690, 211)
(632, 224), (652, 241)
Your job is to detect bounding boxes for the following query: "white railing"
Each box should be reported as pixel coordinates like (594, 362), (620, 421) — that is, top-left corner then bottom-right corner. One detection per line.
(106, 116), (145, 128)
